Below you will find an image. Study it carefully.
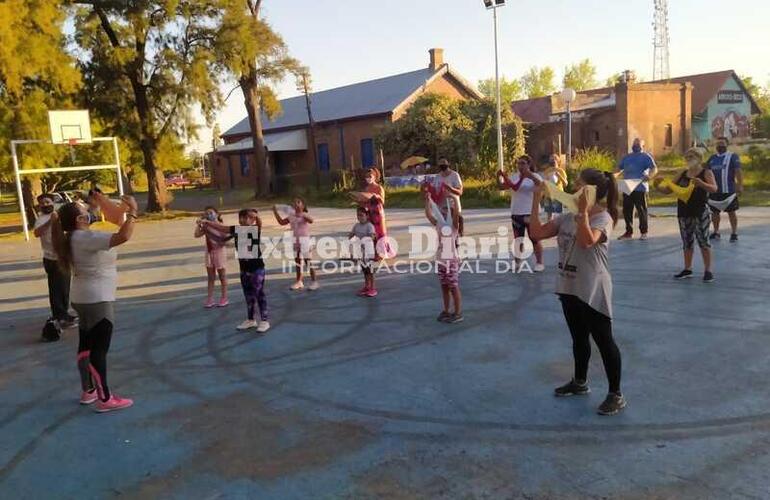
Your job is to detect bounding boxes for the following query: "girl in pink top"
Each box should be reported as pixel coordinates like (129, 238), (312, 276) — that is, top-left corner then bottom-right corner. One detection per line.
(273, 197), (319, 291)
(194, 206), (229, 308)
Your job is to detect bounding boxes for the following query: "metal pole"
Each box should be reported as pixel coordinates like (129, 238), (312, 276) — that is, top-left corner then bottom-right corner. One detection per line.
(112, 137), (124, 195)
(493, 6), (504, 173)
(567, 102), (572, 168)
(11, 141), (30, 241)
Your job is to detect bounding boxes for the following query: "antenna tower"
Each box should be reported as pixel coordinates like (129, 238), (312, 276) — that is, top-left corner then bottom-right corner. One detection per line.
(653, 0), (670, 80)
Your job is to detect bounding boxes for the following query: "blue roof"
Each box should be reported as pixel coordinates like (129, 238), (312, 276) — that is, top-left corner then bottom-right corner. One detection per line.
(223, 68), (437, 137)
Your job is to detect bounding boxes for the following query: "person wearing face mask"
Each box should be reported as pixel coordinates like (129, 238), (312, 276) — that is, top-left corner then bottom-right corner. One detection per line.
(529, 169), (626, 416)
(33, 194), (77, 328)
(616, 138), (657, 240)
(707, 136), (743, 242)
(51, 193), (138, 413)
(427, 158), (464, 235)
(653, 148), (718, 282)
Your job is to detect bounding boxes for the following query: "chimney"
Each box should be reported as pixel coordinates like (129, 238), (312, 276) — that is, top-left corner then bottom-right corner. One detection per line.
(429, 48), (444, 72)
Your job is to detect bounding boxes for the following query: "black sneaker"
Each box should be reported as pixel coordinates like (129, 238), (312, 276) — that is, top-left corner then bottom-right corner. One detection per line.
(730, 233), (738, 242)
(597, 393), (627, 416)
(709, 232), (721, 240)
(447, 313), (464, 324)
(617, 232), (633, 241)
(436, 311), (452, 323)
(554, 379), (590, 397)
(703, 271), (715, 283)
(673, 269), (693, 280)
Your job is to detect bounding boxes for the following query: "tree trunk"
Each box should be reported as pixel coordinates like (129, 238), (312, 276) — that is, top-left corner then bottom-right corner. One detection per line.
(140, 137), (169, 212)
(241, 75), (270, 197)
(21, 176), (42, 229)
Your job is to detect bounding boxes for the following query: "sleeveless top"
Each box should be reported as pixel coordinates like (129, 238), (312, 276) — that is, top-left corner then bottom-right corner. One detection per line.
(675, 168), (709, 218)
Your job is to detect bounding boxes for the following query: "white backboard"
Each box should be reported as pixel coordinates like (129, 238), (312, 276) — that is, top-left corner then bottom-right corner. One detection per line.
(48, 110), (92, 145)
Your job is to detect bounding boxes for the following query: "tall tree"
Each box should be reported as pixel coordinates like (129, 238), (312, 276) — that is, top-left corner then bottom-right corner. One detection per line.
(0, 0), (81, 225)
(72, 1), (225, 211)
(520, 66), (556, 98)
(477, 77), (523, 105)
(563, 59), (599, 91)
(742, 75), (770, 137)
(217, 0), (300, 197)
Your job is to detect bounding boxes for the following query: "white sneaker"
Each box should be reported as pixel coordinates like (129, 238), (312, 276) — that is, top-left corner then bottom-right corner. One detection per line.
(256, 321), (270, 333)
(290, 281), (304, 291)
(533, 263), (545, 272)
(307, 280), (320, 291)
(236, 319), (257, 330)
(640, 233), (648, 240)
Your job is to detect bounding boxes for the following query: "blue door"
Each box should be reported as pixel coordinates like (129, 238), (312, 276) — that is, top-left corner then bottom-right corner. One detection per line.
(317, 143), (330, 172)
(360, 138), (375, 168)
(239, 154), (249, 176)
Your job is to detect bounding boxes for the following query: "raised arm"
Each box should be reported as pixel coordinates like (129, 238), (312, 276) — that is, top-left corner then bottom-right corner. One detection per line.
(424, 193), (437, 226)
(109, 195), (138, 248)
(693, 169), (718, 193)
(33, 217), (52, 238)
(574, 191), (604, 249)
(272, 205), (289, 225)
(528, 184), (560, 240)
(301, 212), (314, 224)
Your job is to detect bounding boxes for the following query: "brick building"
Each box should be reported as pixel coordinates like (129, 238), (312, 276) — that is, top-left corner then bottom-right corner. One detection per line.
(211, 48), (482, 191)
(512, 70), (761, 163)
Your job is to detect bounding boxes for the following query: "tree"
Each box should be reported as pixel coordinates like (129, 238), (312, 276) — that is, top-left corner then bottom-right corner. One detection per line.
(742, 75), (770, 137)
(211, 123), (221, 151)
(520, 66), (556, 98)
(563, 59), (599, 91)
(0, 0), (81, 225)
(477, 77), (523, 105)
(72, 1), (226, 212)
(217, 0), (300, 197)
(376, 93), (525, 177)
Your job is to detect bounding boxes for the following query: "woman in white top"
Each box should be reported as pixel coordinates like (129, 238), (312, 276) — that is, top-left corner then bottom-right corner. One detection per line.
(51, 193), (138, 413)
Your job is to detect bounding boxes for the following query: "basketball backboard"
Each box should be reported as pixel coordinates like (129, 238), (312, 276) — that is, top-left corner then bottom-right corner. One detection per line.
(48, 110), (92, 145)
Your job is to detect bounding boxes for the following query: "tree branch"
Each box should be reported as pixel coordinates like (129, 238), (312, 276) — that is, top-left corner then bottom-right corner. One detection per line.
(93, 7), (121, 48)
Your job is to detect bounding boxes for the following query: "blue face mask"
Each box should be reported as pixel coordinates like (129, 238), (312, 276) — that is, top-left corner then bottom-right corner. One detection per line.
(632, 145), (642, 153)
(206, 212), (217, 221)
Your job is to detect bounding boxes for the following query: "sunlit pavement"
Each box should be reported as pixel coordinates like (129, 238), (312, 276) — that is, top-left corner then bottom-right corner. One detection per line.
(2, 207), (770, 499)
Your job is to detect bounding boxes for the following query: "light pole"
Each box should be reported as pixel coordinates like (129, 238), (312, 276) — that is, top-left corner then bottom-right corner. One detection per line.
(561, 87), (576, 168)
(483, 0), (506, 174)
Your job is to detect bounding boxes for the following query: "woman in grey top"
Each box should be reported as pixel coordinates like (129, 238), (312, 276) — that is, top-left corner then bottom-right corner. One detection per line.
(529, 168), (626, 416)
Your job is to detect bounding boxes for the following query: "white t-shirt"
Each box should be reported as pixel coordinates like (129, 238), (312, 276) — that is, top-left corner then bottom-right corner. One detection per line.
(509, 172), (543, 215)
(70, 230), (118, 304)
(431, 170), (463, 213)
(33, 213), (56, 260)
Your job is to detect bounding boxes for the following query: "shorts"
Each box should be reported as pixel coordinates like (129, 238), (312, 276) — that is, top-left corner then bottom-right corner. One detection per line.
(709, 193), (739, 213)
(360, 261), (374, 276)
(511, 215), (537, 241)
(437, 259), (460, 288)
(542, 199), (563, 214)
(293, 240), (314, 260)
(205, 247), (226, 269)
(678, 211), (711, 250)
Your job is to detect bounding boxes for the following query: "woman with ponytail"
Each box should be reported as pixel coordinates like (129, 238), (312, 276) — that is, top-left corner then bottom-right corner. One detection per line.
(51, 193), (138, 413)
(529, 168), (626, 416)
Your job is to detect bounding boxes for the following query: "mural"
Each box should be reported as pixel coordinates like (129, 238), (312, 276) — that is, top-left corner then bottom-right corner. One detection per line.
(711, 110), (750, 140)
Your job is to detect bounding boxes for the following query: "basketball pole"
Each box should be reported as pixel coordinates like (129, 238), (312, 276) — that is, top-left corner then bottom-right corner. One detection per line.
(112, 137), (124, 196)
(11, 140), (30, 241)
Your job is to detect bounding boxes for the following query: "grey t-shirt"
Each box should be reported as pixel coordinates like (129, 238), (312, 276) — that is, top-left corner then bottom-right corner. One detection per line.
(351, 222), (375, 239)
(553, 211), (614, 318)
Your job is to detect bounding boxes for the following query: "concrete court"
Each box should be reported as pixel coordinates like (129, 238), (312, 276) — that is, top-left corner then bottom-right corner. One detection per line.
(1, 206), (770, 499)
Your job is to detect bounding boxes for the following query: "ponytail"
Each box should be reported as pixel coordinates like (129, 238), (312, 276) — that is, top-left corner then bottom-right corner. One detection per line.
(603, 171), (619, 225)
(52, 202), (80, 272)
(579, 168), (619, 225)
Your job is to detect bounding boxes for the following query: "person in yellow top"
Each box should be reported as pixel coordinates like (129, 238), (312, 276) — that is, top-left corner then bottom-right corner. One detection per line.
(541, 154), (569, 221)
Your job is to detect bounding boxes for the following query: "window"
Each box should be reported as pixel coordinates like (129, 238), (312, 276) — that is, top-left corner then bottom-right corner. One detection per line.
(593, 130), (600, 142)
(665, 124), (673, 147)
(317, 143), (330, 172)
(239, 154), (249, 176)
(360, 138), (375, 168)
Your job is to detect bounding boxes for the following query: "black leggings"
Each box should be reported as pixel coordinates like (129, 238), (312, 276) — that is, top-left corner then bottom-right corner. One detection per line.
(559, 294), (622, 393)
(77, 319), (114, 401)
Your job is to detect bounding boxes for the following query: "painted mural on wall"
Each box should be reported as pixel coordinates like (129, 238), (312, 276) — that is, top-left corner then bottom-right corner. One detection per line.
(711, 109), (750, 140)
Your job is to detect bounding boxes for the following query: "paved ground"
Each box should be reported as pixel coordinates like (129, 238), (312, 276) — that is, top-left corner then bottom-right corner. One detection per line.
(1, 207), (770, 499)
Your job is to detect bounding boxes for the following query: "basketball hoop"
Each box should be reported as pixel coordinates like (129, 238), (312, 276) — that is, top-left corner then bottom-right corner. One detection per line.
(68, 138), (78, 146)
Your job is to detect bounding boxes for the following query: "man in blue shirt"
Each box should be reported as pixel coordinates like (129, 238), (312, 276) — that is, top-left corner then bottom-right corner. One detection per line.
(616, 138), (658, 240)
(707, 136), (743, 242)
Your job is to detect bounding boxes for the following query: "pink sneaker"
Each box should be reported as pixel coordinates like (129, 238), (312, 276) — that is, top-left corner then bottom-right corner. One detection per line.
(217, 298), (229, 307)
(79, 389), (98, 405)
(357, 287), (369, 297)
(94, 395), (134, 413)
(203, 299), (215, 308)
(364, 288), (378, 297)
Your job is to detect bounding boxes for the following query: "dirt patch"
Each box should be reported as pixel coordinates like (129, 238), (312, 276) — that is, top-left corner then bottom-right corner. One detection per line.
(125, 391), (376, 498)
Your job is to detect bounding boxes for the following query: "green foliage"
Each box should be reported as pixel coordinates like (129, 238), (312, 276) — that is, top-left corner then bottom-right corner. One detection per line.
(376, 94), (525, 178)
(520, 66), (556, 98)
(477, 77), (523, 104)
(741, 75), (770, 137)
(571, 147), (616, 173)
(656, 152), (686, 170)
(563, 59), (599, 91)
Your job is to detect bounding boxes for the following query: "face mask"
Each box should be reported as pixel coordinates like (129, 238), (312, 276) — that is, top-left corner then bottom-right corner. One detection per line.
(206, 212), (217, 221)
(41, 205), (54, 214)
(716, 145), (727, 154)
(632, 145), (642, 153)
(549, 160), (556, 167)
(439, 164), (449, 171)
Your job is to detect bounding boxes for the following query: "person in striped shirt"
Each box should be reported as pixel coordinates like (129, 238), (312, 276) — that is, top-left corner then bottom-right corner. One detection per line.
(707, 136), (743, 242)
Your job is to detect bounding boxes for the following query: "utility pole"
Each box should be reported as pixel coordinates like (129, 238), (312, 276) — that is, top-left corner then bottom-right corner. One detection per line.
(298, 70), (320, 189)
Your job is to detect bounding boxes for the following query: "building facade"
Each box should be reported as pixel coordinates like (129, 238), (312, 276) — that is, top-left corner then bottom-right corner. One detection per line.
(211, 48), (481, 191)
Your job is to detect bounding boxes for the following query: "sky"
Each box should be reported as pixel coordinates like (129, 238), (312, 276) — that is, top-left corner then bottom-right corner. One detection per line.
(191, 0), (770, 152)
